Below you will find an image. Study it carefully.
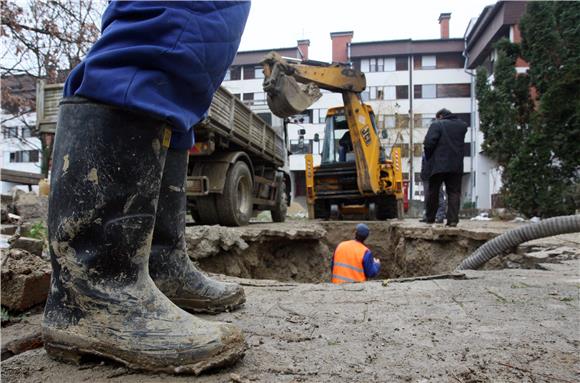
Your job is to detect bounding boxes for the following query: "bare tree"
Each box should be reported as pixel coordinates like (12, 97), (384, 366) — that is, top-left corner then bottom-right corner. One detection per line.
(1, 0), (106, 175)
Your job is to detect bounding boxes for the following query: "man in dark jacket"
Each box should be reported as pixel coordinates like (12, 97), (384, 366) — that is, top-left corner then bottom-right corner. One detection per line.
(423, 109), (468, 226)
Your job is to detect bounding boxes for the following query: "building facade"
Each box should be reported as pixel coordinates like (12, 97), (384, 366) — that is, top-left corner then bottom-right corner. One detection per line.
(464, 0), (528, 209)
(224, 14), (474, 205)
(1, 75), (42, 193)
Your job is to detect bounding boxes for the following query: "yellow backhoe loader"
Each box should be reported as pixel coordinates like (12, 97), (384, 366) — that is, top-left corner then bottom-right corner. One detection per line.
(262, 52), (404, 220)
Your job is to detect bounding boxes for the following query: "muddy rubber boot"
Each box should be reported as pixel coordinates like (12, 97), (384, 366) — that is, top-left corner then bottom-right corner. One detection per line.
(43, 98), (246, 374)
(149, 148), (245, 313)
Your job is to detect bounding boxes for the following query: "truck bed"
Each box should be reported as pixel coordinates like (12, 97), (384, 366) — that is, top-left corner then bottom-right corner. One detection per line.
(36, 82), (285, 167)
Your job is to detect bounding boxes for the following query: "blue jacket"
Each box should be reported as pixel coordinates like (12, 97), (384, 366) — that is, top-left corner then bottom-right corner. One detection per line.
(64, 1), (250, 149)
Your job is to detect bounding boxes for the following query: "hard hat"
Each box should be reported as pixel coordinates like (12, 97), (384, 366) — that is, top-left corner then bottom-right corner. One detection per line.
(356, 223), (370, 239)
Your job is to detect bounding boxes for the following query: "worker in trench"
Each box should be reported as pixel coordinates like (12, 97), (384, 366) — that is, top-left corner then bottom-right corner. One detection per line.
(331, 223), (381, 284)
(44, 1), (250, 374)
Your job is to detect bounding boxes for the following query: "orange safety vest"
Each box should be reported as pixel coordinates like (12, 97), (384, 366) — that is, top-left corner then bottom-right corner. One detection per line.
(331, 240), (368, 284)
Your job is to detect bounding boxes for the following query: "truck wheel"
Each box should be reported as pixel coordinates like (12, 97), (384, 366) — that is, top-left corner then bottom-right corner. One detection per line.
(216, 161), (253, 226)
(271, 180), (287, 222)
(377, 195), (398, 220)
(195, 195), (220, 225)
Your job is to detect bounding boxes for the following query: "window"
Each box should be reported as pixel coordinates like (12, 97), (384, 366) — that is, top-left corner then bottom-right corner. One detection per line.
(243, 65), (255, 80)
(21, 127), (33, 138)
(289, 111), (311, 124)
(9, 150), (39, 163)
(414, 113), (436, 128)
(395, 57), (408, 71)
(402, 172), (409, 181)
(230, 66), (241, 80)
(414, 172), (422, 183)
(400, 144), (410, 157)
(3, 127), (18, 138)
(257, 112), (272, 125)
(223, 69), (231, 81)
(414, 84), (436, 99)
(455, 113), (471, 126)
(436, 84), (471, 98)
(242, 93), (254, 105)
(384, 58), (396, 71)
(254, 66), (264, 79)
(290, 139), (313, 155)
(396, 114), (409, 129)
(396, 85), (408, 99)
(422, 55), (436, 69)
(413, 144), (423, 157)
(318, 109), (327, 123)
(436, 53), (464, 69)
(361, 57), (394, 73)
(233, 93), (241, 99)
(254, 92), (266, 104)
(464, 142), (472, 157)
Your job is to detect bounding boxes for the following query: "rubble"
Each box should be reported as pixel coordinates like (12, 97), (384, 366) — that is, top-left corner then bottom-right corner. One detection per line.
(1, 249), (51, 312)
(11, 190), (48, 223)
(1, 314), (43, 360)
(8, 237), (44, 257)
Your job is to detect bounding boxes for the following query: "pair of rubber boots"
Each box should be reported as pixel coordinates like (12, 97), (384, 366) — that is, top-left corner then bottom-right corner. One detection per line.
(43, 98), (246, 374)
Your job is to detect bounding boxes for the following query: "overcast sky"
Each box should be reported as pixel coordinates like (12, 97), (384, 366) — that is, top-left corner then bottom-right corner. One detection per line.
(238, 0), (494, 61)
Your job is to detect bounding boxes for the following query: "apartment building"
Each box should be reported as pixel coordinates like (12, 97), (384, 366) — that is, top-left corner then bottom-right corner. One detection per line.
(464, 1), (528, 209)
(345, 14), (473, 203)
(223, 15), (475, 203)
(1, 75), (42, 193)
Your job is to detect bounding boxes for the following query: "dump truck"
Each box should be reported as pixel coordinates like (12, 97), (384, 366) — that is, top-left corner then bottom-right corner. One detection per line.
(262, 52), (404, 220)
(36, 81), (291, 226)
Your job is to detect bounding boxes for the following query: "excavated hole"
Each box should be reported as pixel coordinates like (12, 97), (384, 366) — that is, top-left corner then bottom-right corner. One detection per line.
(190, 222), (574, 284)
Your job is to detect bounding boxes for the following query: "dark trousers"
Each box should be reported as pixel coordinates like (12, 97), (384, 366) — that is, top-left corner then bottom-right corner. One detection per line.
(426, 172), (462, 224)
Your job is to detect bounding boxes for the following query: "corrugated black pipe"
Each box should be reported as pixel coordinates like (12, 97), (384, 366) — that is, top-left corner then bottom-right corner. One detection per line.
(456, 215), (580, 270)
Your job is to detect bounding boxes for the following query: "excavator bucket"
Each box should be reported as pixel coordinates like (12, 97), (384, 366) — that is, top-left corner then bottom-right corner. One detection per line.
(266, 74), (321, 118)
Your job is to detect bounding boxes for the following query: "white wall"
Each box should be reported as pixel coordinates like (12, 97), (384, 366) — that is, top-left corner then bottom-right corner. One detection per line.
(0, 111), (42, 194)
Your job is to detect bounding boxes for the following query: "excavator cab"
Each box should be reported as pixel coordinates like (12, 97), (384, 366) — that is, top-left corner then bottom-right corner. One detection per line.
(321, 106), (379, 164)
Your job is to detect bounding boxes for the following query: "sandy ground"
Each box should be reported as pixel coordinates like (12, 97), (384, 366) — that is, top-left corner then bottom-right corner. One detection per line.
(3, 258), (579, 383)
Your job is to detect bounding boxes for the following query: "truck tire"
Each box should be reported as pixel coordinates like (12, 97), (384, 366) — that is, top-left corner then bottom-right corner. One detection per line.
(377, 195), (398, 220)
(216, 161), (253, 226)
(195, 195), (220, 225)
(271, 180), (287, 222)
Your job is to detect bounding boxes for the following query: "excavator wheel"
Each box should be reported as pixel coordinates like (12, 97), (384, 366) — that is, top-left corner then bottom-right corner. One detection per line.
(367, 202), (377, 220)
(329, 204), (341, 220)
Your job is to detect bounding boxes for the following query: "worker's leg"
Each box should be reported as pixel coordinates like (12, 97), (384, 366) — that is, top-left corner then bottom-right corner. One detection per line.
(43, 99), (246, 373)
(444, 172), (462, 226)
(149, 148), (245, 313)
(426, 173), (444, 223)
(435, 184), (447, 223)
(420, 180), (430, 222)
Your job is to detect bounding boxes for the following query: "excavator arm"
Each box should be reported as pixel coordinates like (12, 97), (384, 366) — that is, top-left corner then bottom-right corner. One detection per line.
(261, 52), (382, 194)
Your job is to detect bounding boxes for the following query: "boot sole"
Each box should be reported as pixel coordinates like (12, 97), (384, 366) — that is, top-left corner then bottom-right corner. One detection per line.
(44, 329), (246, 375)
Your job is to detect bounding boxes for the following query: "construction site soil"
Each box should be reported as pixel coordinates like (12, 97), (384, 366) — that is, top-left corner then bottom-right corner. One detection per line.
(2, 219), (579, 382)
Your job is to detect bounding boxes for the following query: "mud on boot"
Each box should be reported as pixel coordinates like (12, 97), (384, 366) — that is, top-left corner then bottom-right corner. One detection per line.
(149, 148), (245, 314)
(43, 98), (246, 374)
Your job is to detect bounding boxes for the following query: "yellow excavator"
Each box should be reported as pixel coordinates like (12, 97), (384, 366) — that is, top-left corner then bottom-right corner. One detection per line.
(262, 52), (404, 220)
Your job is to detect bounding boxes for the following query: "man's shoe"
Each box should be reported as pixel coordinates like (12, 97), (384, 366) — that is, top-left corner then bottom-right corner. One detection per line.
(149, 148), (245, 314)
(446, 222), (458, 227)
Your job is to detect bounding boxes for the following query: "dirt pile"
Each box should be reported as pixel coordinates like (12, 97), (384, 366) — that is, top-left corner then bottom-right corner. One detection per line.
(186, 223), (331, 282)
